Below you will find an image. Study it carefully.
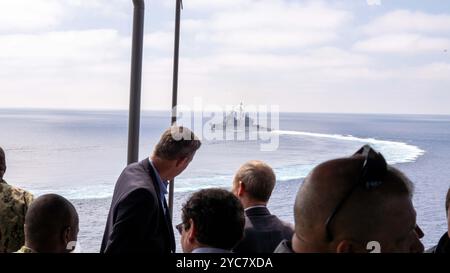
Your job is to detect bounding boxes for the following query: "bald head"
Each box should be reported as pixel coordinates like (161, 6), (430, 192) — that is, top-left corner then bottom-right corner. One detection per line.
(0, 147), (5, 179)
(25, 194), (79, 253)
(293, 147), (421, 252)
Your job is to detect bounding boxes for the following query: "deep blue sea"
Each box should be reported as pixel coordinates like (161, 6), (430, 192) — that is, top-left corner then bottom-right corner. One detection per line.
(1, 109), (449, 252)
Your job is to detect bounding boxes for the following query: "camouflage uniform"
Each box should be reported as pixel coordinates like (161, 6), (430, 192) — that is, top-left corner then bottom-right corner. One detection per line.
(0, 179), (34, 253)
(14, 246), (36, 253)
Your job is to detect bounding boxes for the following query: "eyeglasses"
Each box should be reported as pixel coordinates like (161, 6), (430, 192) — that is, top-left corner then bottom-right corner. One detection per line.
(324, 145), (388, 242)
(176, 223), (184, 235)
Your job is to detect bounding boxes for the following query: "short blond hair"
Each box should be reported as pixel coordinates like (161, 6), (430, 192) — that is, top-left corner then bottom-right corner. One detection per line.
(233, 160), (276, 202)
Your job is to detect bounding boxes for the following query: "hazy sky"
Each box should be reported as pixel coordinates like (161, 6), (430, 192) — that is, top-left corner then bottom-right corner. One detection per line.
(0, 0), (449, 114)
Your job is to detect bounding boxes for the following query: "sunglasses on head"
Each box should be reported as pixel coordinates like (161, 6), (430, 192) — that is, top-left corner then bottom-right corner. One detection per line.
(324, 145), (388, 242)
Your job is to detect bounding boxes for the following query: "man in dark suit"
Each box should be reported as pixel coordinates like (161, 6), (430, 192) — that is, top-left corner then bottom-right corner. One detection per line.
(100, 126), (201, 253)
(232, 160), (294, 253)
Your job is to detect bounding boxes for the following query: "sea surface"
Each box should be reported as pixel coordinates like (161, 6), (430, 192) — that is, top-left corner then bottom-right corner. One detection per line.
(1, 109), (449, 252)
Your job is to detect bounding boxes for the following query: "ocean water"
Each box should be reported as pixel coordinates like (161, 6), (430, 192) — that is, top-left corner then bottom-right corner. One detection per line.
(1, 109), (449, 252)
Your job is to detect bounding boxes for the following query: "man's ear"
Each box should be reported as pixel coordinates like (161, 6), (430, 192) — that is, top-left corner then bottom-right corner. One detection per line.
(336, 240), (367, 253)
(62, 227), (73, 249)
(187, 219), (196, 243)
(175, 157), (189, 167)
(237, 181), (246, 197)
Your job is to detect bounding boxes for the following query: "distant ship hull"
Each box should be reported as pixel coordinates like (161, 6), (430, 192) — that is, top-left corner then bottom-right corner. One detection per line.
(210, 103), (272, 132)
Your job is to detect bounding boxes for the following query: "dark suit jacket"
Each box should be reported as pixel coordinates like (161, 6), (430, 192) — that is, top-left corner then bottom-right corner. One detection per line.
(426, 233), (449, 253)
(233, 206), (294, 253)
(100, 159), (175, 253)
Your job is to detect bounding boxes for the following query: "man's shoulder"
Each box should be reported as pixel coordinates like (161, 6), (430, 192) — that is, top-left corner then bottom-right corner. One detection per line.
(113, 160), (158, 206)
(246, 211), (294, 231)
(121, 160), (148, 176)
(266, 213), (294, 232)
(0, 181), (34, 206)
(116, 160), (156, 192)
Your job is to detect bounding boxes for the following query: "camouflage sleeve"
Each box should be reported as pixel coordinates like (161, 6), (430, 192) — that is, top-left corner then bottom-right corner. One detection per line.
(24, 191), (34, 209)
(0, 185), (33, 253)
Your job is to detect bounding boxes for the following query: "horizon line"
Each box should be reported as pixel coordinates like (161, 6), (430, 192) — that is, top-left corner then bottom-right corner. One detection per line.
(1, 106), (450, 117)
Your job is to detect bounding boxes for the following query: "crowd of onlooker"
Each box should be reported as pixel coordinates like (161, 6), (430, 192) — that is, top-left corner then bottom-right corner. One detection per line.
(1, 126), (449, 253)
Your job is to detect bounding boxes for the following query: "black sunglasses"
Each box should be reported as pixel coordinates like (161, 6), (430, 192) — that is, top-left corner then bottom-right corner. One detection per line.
(324, 145), (388, 242)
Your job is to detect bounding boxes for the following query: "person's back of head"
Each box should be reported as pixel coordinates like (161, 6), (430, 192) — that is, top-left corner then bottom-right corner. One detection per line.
(151, 126), (201, 180)
(179, 188), (245, 253)
(232, 160), (276, 208)
(153, 126), (201, 160)
(292, 145), (424, 253)
(24, 194), (79, 253)
(0, 147), (6, 180)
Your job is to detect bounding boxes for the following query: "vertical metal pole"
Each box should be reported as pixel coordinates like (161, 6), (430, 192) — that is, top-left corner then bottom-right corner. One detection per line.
(169, 0), (182, 219)
(127, 0), (145, 165)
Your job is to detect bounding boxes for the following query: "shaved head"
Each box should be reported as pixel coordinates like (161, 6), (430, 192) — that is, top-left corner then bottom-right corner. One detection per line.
(25, 194), (79, 253)
(292, 148), (421, 253)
